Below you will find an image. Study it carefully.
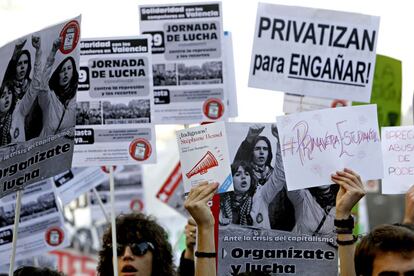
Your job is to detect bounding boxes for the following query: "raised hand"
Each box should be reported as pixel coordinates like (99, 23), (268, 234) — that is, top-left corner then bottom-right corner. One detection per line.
(31, 36), (41, 50)
(332, 168), (366, 219)
(403, 185), (414, 224)
(246, 124), (265, 143)
(184, 181), (218, 228)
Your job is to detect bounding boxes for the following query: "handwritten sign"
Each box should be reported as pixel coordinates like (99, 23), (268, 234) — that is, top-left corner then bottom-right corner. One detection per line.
(381, 126), (414, 194)
(276, 104), (383, 190)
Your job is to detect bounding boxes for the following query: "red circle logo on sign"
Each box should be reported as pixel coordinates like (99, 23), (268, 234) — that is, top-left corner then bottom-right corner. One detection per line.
(203, 98), (224, 120)
(129, 138), (152, 161)
(130, 198), (144, 212)
(59, 20), (80, 54)
(45, 227), (64, 247)
(331, 99), (347, 108)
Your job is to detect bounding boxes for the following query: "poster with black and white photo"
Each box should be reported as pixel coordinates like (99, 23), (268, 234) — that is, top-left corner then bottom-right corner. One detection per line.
(218, 123), (338, 275)
(72, 37), (156, 166)
(248, 3), (379, 103)
(0, 180), (69, 265)
(0, 16), (81, 198)
(89, 165), (145, 221)
(52, 167), (108, 205)
(139, 2), (228, 123)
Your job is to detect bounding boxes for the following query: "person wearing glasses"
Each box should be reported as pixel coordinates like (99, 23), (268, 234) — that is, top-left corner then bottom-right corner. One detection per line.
(97, 182), (218, 276)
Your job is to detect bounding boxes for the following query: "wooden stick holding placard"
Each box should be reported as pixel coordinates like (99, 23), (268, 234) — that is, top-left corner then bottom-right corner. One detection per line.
(91, 187), (110, 223)
(109, 166), (118, 276)
(8, 190), (22, 275)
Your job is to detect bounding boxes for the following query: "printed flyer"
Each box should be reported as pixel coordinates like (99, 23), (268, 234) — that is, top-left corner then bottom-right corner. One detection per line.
(52, 167), (108, 205)
(73, 36), (156, 166)
(176, 122), (232, 194)
(0, 180), (69, 265)
(139, 2), (227, 123)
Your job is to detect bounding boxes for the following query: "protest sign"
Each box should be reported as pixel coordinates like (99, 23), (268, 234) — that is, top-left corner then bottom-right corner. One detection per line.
(72, 36), (156, 166)
(249, 3), (379, 102)
(218, 226), (337, 275)
(89, 165), (145, 221)
(283, 93), (350, 114)
(176, 122), (232, 194)
(139, 2), (227, 123)
(156, 162), (188, 217)
(381, 126), (414, 194)
(0, 180), (69, 265)
(276, 104), (383, 190)
(0, 16), (81, 198)
(353, 55), (402, 127)
(52, 167), (108, 205)
(219, 122), (339, 275)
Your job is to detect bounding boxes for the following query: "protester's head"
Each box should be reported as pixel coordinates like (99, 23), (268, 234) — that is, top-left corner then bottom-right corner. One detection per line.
(14, 50), (31, 81)
(97, 212), (175, 276)
(231, 160), (257, 195)
(355, 224), (414, 276)
(13, 266), (65, 276)
(0, 82), (15, 115)
(251, 136), (273, 168)
(49, 56), (78, 103)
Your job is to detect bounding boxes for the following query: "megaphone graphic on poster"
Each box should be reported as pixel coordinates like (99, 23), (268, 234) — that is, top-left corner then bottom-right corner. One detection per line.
(186, 151), (218, 179)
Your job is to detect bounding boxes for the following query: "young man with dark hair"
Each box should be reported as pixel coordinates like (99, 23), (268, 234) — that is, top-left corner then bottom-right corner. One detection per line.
(333, 170), (414, 276)
(355, 224), (414, 276)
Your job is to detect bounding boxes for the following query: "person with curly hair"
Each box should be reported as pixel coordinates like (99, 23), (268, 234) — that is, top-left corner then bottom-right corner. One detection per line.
(97, 212), (175, 276)
(335, 172), (414, 276)
(98, 182), (218, 276)
(13, 266), (65, 276)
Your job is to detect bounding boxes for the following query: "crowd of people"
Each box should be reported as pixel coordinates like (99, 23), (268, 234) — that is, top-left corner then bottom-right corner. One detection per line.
(177, 62), (223, 84)
(76, 102), (102, 125)
(102, 100), (150, 124)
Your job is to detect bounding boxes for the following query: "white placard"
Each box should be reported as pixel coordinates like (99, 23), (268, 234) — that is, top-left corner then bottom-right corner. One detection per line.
(283, 94), (350, 114)
(0, 180), (69, 265)
(73, 36), (156, 166)
(381, 126), (414, 194)
(276, 104), (383, 190)
(139, 2), (227, 123)
(89, 165), (145, 221)
(176, 122), (232, 194)
(249, 3), (379, 103)
(52, 167), (107, 205)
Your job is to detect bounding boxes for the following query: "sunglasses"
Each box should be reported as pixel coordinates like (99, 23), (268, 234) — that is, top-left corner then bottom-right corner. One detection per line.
(110, 241), (154, 256)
